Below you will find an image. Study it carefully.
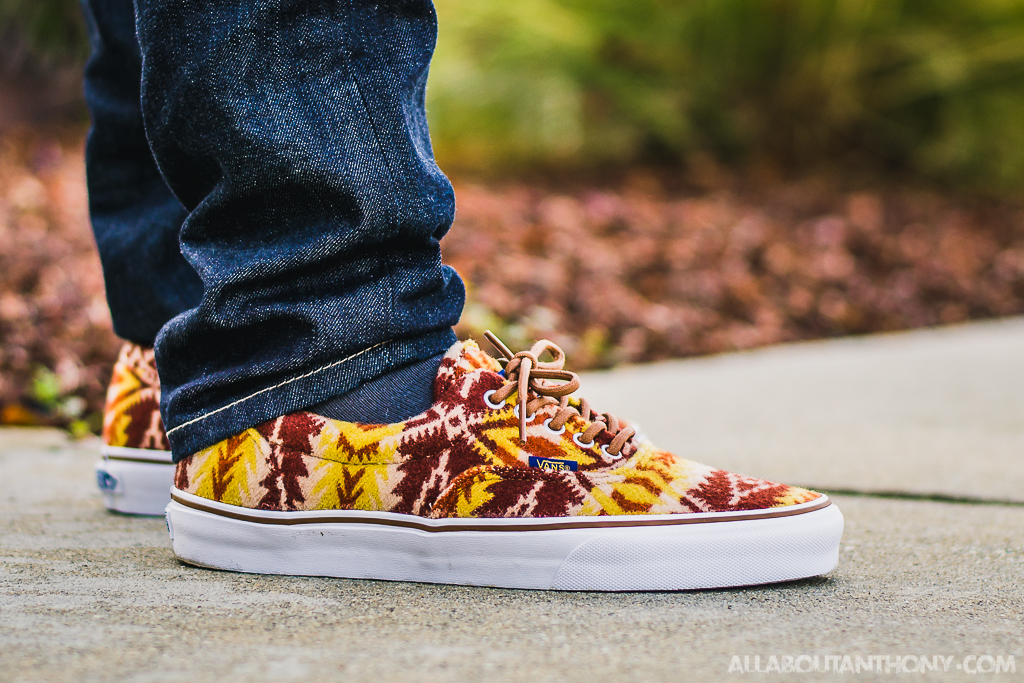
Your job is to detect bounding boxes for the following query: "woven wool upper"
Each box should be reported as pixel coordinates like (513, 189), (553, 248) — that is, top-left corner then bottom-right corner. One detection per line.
(103, 343), (168, 450)
(175, 340), (820, 518)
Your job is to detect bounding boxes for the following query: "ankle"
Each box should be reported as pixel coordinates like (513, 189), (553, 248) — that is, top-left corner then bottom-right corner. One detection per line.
(311, 353), (444, 424)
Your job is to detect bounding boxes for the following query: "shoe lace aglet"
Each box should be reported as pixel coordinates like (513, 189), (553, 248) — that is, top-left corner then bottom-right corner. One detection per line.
(483, 330), (514, 361)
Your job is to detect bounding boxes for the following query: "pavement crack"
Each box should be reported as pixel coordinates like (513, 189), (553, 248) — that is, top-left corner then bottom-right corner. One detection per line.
(804, 487), (1024, 507)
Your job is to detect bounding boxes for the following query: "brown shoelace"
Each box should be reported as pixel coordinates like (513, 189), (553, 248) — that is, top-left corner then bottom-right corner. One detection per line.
(484, 331), (636, 457)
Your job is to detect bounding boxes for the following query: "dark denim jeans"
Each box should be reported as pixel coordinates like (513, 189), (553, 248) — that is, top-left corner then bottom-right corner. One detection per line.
(81, 0), (465, 460)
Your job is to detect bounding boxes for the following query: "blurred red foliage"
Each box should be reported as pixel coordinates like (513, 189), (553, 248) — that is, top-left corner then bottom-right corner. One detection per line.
(0, 130), (116, 428)
(447, 178), (1024, 366)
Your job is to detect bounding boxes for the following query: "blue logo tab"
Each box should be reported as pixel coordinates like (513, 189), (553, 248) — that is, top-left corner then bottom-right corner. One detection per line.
(96, 470), (119, 492)
(528, 456), (578, 472)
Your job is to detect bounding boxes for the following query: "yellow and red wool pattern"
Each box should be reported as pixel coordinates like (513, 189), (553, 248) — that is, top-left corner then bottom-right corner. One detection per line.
(175, 340), (820, 519)
(102, 343), (169, 451)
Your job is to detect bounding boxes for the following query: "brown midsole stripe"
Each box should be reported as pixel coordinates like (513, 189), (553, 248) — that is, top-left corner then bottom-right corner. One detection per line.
(170, 492), (831, 533)
(105, 455), (174, 465)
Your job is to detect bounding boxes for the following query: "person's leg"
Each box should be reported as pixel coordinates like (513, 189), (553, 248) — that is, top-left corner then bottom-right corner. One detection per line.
(80, 0), (203, 345)
(124, 0), (842, 592)
(131, 0), (465, 459)
(82, 0), (199, 514)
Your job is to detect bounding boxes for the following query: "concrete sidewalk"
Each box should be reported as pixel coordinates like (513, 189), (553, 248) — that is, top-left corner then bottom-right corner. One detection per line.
(2, 320), (1023, 682)
(582, 317), (1024, 503)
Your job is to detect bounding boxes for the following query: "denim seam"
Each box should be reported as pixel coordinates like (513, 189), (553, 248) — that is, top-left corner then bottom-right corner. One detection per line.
(343, 9), (402, 342)
(344, 12), (401, 188)
(165, 339), (391, 436)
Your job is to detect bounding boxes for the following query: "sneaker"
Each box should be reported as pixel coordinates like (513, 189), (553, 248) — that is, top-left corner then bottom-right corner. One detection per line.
(95, 343), (174, 515)
(166, 334), (843, 590)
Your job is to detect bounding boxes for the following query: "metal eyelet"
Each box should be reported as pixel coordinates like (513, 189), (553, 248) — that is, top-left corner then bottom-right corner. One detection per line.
(601, 444), (623, 460)
(572, 432), (595, 449)
(543, 418), (566, 435)
(512, 404), (536, 422)
(483, 390), (505, 410)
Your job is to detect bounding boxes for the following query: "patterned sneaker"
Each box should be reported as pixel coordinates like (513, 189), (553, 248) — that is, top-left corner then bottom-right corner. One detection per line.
(95, 344), (174, 515)
(166, 334), (843, 590)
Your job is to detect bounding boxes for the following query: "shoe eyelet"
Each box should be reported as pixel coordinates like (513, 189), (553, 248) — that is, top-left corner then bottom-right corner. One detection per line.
(601, 444), (622, 460)
(543, 418), (565, 435)
(572, 432), (595, 449)
(512, 404), (536, 422)
(483, 390), (505, 410)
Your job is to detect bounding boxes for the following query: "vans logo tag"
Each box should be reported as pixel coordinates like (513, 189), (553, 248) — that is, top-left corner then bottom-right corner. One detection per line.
(528, 456), (578, 472)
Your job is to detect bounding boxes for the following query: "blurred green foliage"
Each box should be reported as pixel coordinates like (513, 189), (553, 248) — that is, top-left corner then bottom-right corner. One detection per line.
(6, 0), (1024, 188)
(0, 0), (86, 60)
(28, 366), (99, 438)
(430, 0), (1024, 188)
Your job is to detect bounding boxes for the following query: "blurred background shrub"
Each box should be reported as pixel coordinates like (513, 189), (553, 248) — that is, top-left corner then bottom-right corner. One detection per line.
(0, 0), (86, 64)
(5, 0), (1024, 189)
(429, 0), (1024, 188)
(0, 0), (87, 122)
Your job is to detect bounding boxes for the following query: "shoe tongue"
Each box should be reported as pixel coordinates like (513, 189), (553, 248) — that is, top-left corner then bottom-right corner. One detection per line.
(433, 338), (504, 401)
(443, 338), (503, 375)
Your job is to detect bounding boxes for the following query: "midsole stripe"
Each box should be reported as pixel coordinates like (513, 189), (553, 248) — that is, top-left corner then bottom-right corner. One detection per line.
(169, 491), (831, 533)
(101, 445), (174, 464)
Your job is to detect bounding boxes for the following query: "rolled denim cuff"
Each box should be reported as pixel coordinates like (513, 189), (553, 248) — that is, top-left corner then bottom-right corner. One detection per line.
(164, 328), (457, 460)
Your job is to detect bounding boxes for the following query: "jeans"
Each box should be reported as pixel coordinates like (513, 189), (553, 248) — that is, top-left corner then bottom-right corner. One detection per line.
(81, 0), (465, 460)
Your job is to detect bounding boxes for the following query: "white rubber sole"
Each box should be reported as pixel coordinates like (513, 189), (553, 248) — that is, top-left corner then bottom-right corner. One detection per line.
(166, 490), (843, 590)
(95, 446), (175, 516)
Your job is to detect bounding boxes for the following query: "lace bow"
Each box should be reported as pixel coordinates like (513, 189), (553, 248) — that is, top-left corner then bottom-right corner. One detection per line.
(484, 331), (636, 457)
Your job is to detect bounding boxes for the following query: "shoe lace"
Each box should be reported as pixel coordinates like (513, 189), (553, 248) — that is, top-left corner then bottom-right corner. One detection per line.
(483, 331), (636, 456)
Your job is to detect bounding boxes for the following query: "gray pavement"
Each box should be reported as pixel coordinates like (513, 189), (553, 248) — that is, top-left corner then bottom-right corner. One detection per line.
(3, 320), (1024, 682)
(582, 317), (1024, 503)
